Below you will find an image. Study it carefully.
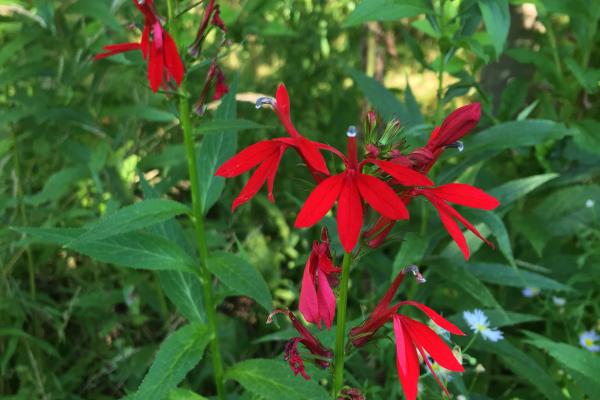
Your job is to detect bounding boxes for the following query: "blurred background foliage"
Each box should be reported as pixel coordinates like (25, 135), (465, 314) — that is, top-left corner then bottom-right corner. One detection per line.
(1, 0), (599, 399)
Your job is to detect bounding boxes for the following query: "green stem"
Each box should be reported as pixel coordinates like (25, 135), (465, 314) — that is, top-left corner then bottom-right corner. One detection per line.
(180, 83), (226, 400)
(463, 332), (478, 353)
(167, 2), (225, 398)
(435, 0), (447, 120)
(332, 252), (352, 398)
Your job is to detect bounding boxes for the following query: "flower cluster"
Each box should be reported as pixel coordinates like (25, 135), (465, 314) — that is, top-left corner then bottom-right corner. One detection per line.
(216, 84), (501, 399)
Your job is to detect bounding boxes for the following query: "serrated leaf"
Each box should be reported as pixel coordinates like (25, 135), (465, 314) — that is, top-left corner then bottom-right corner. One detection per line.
(134, 324), (211, 400)
(346, 68), (417, 127)
(207, 252), (272, 312)
(524, 331), (600, 388)
(198, 78), (238, 214)
(468, 263), (572, 291)
(344, 0), (430, 27)
(478, 0), (510, 57)
(194, 118), (263, 136)
(225, 359), (329, 400)
(68, 199), (190, 246)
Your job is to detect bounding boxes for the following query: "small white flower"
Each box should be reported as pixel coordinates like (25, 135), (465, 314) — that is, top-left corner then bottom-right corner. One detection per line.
(585, 199), (595, 208)
(463, 309), (504, 342)
(522, 287), (540, 298)
(552, 296), (566, 306)
(457, 396), (467, 400)
(579, 330), (600, 352)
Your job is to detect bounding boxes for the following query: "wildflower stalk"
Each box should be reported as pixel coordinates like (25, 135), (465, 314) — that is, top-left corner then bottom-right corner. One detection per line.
(332, 251), (352, 398)
(167, 1), (225, 399)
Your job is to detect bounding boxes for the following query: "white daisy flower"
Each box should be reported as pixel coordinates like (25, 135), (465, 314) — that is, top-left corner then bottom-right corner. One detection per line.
(522, 287), (540, 298)
(585, 199), (595, 208)
(579, 330), (600, 352)
(462, 309), (504, 342)
(552, 296), (566, 306)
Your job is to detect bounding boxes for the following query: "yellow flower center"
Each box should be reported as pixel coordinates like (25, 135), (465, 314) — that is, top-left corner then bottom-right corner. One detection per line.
(585, 338), (594, 347)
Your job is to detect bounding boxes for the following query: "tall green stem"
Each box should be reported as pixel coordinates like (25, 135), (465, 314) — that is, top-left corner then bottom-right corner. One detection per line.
(180, 83), (225, 400)
(332, 252), (352, 398)
(167, 1), (225, 398)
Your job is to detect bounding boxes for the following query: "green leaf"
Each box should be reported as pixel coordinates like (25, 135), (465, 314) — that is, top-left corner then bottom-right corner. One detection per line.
(67, 0), (122, 30)
(207, 252), (272, 312)
(225, 359), (330, 400)
(344, 0), (430, 27)
(346, 68), (418, 127)
(104, 105), (177, 122)
(134, 324), (211, 400)
(168, 388), (208, 400)
(466, 120), (569, 154)
(466, 210), (515, 266)
(489, 173), (558, 207)
(198, 78), (238, 214)
(70, 232), (197, 272)
(468, 263), (572, 291)
(194, 118), (263, 136)
(473, 339), (564, 400)
(478, 0), (510, 57)
(524, 332), (600, 387)
(68, 199), (190, 246)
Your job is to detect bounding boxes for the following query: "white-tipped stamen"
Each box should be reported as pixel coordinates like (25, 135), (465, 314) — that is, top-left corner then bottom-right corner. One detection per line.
(255, 96), (276, 109)
(403, 264), (426, 283)
(445, 140), (464, 152)
(346, 125), (357, 138)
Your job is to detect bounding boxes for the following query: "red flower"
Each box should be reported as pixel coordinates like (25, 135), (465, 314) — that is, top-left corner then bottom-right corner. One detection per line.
(215, 84), (332, 210)
(403, 103), (481, 173)
(349, 265), (426, 347)
(338, 388), (365, 400)
(267, 309), (333, 380)
(349, 268), (464, 400)
(299, 228), (340, 330)
(188, 0), (226, 57)
(95, 0), (184, 92)
(413, 183), (499, 260)
(295, 130), (433, 252)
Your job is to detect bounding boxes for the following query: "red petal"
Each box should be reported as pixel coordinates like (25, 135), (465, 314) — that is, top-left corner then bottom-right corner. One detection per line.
(370, 159), (434, 186)
(430, 183), (499, 210)
(266, 148), (285, 202)
(215, 141), (281, 177)
(403, 318), (464, 372)
(431, 103), (481, 148)
(398, 301), (464, 335)
(424, 193), (470, 260)
(231, 152), (282, 211)
(356, 173), (409, 220)
(299, 255), (320, 328)
(295, 174), (344, 228)
(275, 83), (291, 119)
(95, 42), (141, 60)
(337, 176), (363, 252)
(147, 43), (163, 92)
(416, 345), (452, 398)
(393, 315), (420, 400)
(141, 24), (150, 59)
(441, 201), (495, 249)
(316, 267), (337, 330)
(296, 138), (329, 176)
(163, 31), (184, 85)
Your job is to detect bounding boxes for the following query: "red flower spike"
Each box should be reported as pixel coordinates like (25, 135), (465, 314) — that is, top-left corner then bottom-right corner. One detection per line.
(299, 228), (341, 330)
(95, 0), (184, 93)
(267, 309), (333, 380)
(414, 183), (500, 260)
(349, 266), (425, 347)
(393, 313), (464, 400)
(408, 103), (481, 172)
(295, 130), (426, 253)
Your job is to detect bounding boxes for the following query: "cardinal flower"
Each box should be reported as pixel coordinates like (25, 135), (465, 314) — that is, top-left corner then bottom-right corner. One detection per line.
(402, 103), (481, 173)
(95, 0), (184, 92)
(299, 228), (340, 330)
(215, 84), (333, 210)
(350, 267), (464, 400)
(412, 183), (499, 260)
(267, 309), (333, 380)
(295, 128), (433, 252)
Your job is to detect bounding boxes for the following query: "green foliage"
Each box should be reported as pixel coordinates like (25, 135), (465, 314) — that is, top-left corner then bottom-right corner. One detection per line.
(1, 0), (599, 399)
